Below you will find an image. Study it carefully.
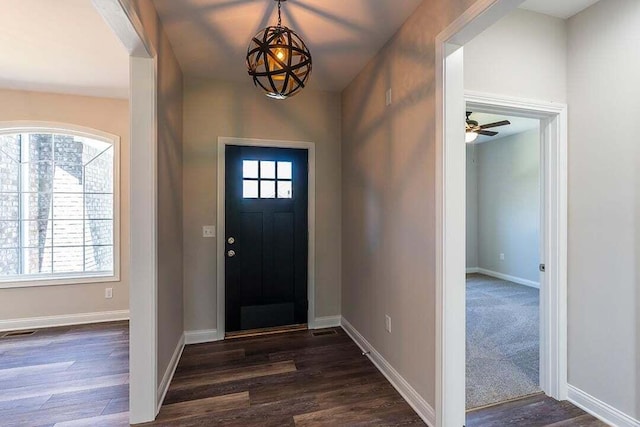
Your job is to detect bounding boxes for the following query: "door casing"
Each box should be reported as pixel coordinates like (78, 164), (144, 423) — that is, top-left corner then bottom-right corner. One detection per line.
(435, 3), (569, 424)
(217, 137), (316, 339)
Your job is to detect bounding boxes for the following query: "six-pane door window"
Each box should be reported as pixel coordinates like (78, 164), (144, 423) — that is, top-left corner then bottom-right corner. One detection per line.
(242, 160), (293, 199)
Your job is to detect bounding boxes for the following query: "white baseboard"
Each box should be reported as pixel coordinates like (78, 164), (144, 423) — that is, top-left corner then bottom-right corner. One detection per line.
(184, 329), (221, 345)
(0, 310), (130, 332)
(310, 315), (342, 329)
(568, 385), (640, 427)
(476, 268), (540, 289)
(157, 333), (185, 412)
(341, 317), (435, 426)
(466, 267), (479, 274)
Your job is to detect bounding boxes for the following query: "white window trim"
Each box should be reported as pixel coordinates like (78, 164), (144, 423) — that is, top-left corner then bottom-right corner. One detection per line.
(0, 121), (121, 289)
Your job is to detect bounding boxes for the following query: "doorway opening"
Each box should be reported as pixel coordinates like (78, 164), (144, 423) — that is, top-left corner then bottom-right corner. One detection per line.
(217, 137), (316, 339)
(465, 110), (542, 410)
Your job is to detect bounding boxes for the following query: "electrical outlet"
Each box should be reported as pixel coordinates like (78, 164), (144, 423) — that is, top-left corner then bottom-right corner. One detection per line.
(105, 288), (113, 299)
(202, 225), (216, 238)
(385, 315), (392, 333)
(500, 253), (505, 261)
(385, 88), (392, 106)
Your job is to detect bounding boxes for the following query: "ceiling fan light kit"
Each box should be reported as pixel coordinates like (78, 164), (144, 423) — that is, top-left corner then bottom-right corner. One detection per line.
(246, 0), (313, 99)
(465, 112), (511, 144)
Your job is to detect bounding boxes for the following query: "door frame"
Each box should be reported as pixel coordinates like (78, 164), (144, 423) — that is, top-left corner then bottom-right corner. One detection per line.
(216, 137), (316, 339)
(434, 2), (568, 425)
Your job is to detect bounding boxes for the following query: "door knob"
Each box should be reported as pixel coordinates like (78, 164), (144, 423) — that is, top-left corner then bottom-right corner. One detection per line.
(227, 250), (236, 258)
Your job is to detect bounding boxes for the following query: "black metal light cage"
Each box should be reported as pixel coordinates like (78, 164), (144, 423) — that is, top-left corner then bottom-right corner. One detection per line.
(246, 1), (312, 99)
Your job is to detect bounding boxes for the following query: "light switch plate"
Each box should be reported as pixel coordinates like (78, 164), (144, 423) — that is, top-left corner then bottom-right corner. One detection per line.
(105, 288), (113, 299)
(203, 225), (216, 238)
(385, 315), (391, 333)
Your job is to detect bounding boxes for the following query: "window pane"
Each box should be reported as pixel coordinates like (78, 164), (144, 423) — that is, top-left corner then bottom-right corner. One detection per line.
(243, 180), (259, 198)
(0, 135), (20, 193)
(85, 147), (113, 193)
(21, 162), (53, 193)
(260, 161), (276, 179)
(261, 180), (276, 198)
(277, 181), (293, 199)
(53, 220), (84, 246)
(24, 193), (52, 221)
(23, 220), (52, 248)
(0, 193), (19, 220)
(53, 193), (83, 219)
(28, 134), (53, 162)
(0, 221), (19, 248)
(85, 193), (113, 219)
(277, 162), (292, 179)
(22, 246), (53, 275)
(85, 245), (113, 272)
(0, 249), (19, 275)
(54, 135), (83, 166)
(80, 137), (111, 165)
(85, 220), (113, 246)
(243, 160), (259, 179)
(53, 246), (83, 273)
(53, 163), (83, 192)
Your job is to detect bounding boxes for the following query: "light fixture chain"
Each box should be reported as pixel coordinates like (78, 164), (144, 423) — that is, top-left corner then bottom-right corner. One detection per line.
(277, 0), (282, 27)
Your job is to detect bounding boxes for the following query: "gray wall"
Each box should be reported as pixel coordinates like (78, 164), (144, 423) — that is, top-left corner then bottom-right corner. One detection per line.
(131, 0), (185, 387)
(342, 0), (477, 407)
(467, 130), (541, 283)
(182, 78), (342, 333)
(567, 0), (640, 418)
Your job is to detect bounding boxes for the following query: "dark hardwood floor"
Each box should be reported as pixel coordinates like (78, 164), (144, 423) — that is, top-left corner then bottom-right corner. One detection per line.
(0, 321), (606, 426)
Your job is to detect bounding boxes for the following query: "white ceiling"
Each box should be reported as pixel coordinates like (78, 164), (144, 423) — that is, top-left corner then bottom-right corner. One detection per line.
(152, 0), (423, 92)
(467, 112), (539, 145)
(520, 0), (601, 19)
(0, 0), (129, 99)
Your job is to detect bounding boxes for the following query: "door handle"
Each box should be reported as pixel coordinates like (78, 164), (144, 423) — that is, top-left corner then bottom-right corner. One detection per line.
(227, 250), (236, 258)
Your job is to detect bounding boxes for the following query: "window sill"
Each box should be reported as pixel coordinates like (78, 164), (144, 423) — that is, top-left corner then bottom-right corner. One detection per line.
(0, 273), (119, 289)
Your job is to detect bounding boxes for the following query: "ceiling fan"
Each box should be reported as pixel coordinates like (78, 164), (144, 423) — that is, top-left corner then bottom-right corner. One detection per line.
(465, 112), (511, 143)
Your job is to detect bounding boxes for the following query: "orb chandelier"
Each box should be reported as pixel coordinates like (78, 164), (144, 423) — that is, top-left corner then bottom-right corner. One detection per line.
(246, 0), (312, 100)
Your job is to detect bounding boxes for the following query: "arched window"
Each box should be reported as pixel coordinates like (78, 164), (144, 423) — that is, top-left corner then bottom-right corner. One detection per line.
(0, 123), (119, 286)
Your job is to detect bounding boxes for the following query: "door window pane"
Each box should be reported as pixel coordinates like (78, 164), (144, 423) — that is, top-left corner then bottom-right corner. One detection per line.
(260, 161), (276, 179)
(260, 180), (276, 198)
(277, 162), (292, 179)
(243, 180), (259, 198)
(277, 181), (293, 199)
(243, 160), (259, 179)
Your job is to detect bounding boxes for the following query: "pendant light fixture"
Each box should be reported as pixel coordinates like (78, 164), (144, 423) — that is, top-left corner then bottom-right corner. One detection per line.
(246, 0), (312, 99)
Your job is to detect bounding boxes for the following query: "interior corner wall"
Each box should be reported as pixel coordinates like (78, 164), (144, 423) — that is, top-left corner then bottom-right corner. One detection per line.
(341, 0), (476, 408)
(0, 89), (130, 320)
(567, 0), (640, 419)
(129, 0), (185, 386)
(475, 130), (540, 283)
(182, 78), (342, 333)
(466, 145), (479, 269)
(464, 8), (567, 103)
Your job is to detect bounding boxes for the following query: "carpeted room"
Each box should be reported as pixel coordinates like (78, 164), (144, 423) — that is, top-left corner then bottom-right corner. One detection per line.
(465, 114), (542, 410)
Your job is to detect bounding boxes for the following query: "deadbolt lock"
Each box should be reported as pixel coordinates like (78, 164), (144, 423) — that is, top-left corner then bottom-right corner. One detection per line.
(227, 237), (235, 245)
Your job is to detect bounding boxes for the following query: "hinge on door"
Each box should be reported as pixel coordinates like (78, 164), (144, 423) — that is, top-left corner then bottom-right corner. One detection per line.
(539, 263), (546, 272)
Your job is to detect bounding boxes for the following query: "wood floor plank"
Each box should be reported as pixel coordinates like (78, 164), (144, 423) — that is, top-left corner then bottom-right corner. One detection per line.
(154, 392), (250, 423)
(53, 410), (130, 427)
(170, 360), (297, 390)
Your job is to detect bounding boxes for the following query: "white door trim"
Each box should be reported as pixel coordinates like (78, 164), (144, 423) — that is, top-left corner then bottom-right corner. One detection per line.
(435, 1), (568, 425)
(93, 0), (158, 423)
(465, 90), (569, 401)
(217, 137), (316, 339)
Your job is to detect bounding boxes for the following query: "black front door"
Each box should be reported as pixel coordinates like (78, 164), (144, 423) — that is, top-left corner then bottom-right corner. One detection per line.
(225, 145), (308, 333)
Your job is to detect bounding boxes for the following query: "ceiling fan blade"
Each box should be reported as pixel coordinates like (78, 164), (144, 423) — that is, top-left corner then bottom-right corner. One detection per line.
(480, 120), (511, 129)
(478, 130), (498, 137)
